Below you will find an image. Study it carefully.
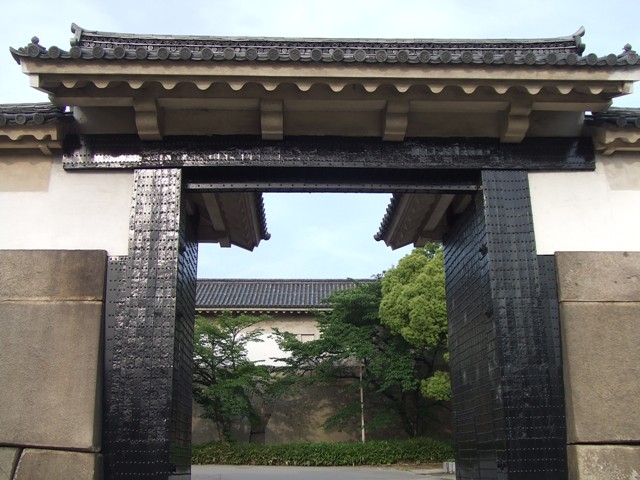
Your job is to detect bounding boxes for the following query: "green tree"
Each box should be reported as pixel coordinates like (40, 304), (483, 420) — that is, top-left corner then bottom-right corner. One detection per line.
(379, 243), (450, 401)
(274, 279), (441, 438)
(192, 314), (270, 442)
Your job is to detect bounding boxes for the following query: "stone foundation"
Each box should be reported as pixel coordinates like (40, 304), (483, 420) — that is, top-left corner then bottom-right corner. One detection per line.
(557, 252), (640, 479)
(0, 250), (106, 480)
(193, 381), (452, 445)
(13, 450), (102, 480)
(0, 448), (20, 480)
(568, 445), (640, 480)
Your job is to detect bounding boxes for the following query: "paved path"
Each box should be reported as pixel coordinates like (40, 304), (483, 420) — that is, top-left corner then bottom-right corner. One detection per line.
(192, 465), (454, 479)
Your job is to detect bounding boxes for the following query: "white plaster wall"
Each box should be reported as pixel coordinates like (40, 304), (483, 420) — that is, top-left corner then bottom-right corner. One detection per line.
(240, 317), (320, 366)
(0, 157), (132, 255)
(529, 152), (640, 254)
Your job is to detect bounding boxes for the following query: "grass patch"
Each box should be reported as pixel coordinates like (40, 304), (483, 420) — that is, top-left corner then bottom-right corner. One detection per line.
(192, 438), (454, 466)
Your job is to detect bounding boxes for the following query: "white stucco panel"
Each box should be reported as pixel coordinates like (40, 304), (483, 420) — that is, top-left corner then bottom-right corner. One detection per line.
(0, 158), (132, 255)
(241, 317), (320, 366)
(529, 153), (640, 254)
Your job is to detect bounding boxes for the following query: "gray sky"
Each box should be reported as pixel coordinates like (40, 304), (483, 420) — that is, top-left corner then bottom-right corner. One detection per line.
(2, 0), (638, 279)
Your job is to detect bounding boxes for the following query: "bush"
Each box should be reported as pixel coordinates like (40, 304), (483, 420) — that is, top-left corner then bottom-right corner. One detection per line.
(192, 438), (454, 466)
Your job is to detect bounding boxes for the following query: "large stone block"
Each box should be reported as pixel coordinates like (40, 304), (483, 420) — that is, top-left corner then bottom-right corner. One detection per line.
(0, 448), (20, 480)
(560, 302), (640, 443)
(568, 445), (640, 480)
(14, 449), (102, 480)
(0, 250), (106, 301)
(0, 301), (102, 450)
(556, 251), (640, 302)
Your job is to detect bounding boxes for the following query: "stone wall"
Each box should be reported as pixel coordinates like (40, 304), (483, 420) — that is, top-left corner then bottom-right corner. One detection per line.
(192, 381), (452, 445)
(191, 385), (360, 445)
(0, 250), (106, 480)
(194, 313), (452, 445)
(556, 252), (640, 480)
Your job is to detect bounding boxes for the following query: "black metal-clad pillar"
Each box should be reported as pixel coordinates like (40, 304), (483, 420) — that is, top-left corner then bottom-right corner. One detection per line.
(443, 170), (567, 480)
(104, 168), (198, 479)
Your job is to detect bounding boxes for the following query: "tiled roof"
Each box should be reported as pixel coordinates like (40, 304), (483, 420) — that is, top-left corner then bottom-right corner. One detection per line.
(254, 196), (270, 242)
(10, 24), (639, 67)
(0, 103), (68, 127)
(196, 279), (372, 310)
(374, 194), (402, 243)
(588, 108), (640, 128)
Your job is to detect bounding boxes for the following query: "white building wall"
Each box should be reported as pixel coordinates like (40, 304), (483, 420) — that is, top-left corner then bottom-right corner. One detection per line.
(529, 152), (640, 254)
(0, 153), (132, 255)
(243, 317), (320, 366)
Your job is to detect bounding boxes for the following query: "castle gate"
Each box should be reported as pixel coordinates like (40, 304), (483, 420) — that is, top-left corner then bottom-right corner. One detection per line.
(1, 25), (640, 480)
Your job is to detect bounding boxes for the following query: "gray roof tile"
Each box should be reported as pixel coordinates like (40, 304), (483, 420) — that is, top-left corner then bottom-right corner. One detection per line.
(588, 107), (640, 128)
(0, 103), (68, 127)
(196, 279), (372, 310)
(10, 24), (639, 68)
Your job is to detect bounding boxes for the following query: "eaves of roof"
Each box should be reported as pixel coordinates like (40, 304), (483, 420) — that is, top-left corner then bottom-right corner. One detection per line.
(374, 192), (462, 249)
(254, 195), (270, 243)
(374, 194), (402, 244)
(188, 190), (270, 249)
(9, 24), (639, 68)
(0, 103), (70, 152)
(588, 107), (640, 155)
(196, 307), (331, 315)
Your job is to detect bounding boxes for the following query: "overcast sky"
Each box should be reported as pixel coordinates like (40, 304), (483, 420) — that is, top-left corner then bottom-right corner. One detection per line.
(1, 1), (638, 279)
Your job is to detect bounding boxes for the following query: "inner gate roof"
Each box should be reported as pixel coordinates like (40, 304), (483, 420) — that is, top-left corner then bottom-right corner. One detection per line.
(196, 278), (372, 312)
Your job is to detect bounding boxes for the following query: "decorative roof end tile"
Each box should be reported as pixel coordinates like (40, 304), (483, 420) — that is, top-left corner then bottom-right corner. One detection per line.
(0, 103), (69, 127)
(588, 107), (640, 129)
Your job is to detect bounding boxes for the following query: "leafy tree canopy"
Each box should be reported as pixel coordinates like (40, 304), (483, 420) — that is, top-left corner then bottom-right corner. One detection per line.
(192, 314), (271, 442)
(274, 277), (447, 438)
(196, 244), (451, 440)
(380, 243), (447, 350)
(379, 243), (450, 401)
